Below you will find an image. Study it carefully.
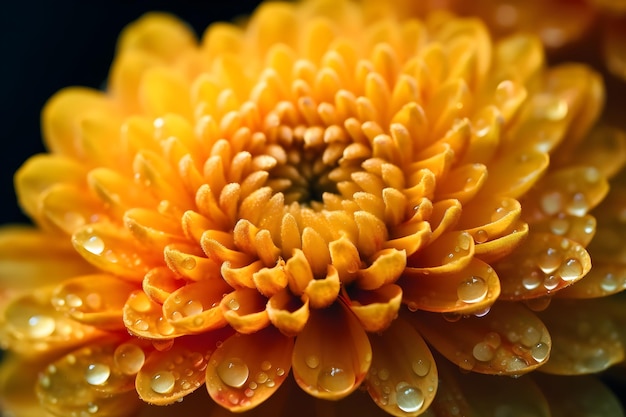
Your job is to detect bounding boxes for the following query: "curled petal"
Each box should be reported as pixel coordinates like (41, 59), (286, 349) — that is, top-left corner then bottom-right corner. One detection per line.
(366, 317), (438, 416)
(435, 163), (487, 204)
(473, 220), (528, 263)
(292, 302), (371, 400)
(304, 265), (341, 309)
(458, 196), (521, 243)
(427, 199), (462, 242)
(220, 288), (270, 334)
(206, 327), (293, 412)
(401, 258), (500, 315)
(163, 280), (231, 334)
(412, 302), (551, 376)
(495, 232), (591, 300)
(285, 249), (314, 296)
(142, 267), (184, 304)
(252, 260), (289, 297)
(51, 274), (138, 330)
(267, 290), (310, 336)
(407, 231), (474, 274)
(357, 248), (406, 290)
(347, 284), (402, 332)
(537, 299), (625, 375)
(164, 243), (222, 282)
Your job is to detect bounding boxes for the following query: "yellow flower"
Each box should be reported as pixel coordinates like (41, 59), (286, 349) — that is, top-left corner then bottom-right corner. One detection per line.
(2, 0), (626, 416)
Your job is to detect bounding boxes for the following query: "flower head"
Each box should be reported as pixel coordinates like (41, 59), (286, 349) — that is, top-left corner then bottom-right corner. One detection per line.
(2, 0), (626, 416)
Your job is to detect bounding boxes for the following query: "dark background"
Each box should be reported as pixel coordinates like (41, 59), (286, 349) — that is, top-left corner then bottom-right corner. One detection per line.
(0, 1), (262, 225)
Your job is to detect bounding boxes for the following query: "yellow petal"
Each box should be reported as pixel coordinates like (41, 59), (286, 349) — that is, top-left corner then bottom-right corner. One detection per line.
(556, 262), (626, 299)
(266, 290), (310, 337)
(356, 248), (406, 290)
(407, 231), (474, 274)
(304, 265), (341, 309)
(457, 196), (521, 244)
(206, 327), (294, 412)
(142, 267), (184, 304)
(123, 291), (187, 340)
(163, 243), (222, 282)
(401, 258), (500, 315)
(366, 317), (438, 416)
(51, 274), (138, 330)
(221, 288), (270, 334)
(292, 302), (371, 400)
(347, 284), (403, 332)
(412, 302), (551, 376)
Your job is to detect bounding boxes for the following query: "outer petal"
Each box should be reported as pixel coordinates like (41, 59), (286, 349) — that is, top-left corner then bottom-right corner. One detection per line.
(292, 302), (372, 400)
(411, 302), (551, 375)
(206, 327), (294, 412)
(347, 284), (403, 332)
(366, 317), (438, 416)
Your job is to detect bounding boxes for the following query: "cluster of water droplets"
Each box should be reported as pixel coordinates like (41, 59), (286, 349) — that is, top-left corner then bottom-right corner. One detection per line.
(144, 348), (207, 401)
(367, 357), (435, 413)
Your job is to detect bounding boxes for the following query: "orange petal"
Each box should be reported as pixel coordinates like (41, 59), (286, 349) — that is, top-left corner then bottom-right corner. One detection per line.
(139, 67), (192, 119)
(3, 291), (103, 357)
(220, 288), (270, 334)
(356, 248), (406, 290)
(536, 299), (625, 375)
(304, 265), (341, 309)
(292, 302), (371, 400)
(347, 284), (403, 332)
(556, 262), (626, 299)
(0, 226), (94, 291)
(528, 214), (596, 247)
(123, 208), (186, 253)
(72, 223), (153, 281)
(164, 243), (222, 282)
(36, 340), (142, 417)
(495, 232), (591, 300)
(567, 126), (626, 179)
(400, 258), (500, 315)
(366, 317), (438, 416)
(206, 327), (294, 412)
(267, 290), (310, 337)
(478, 150), (549, 199)
(407, 231), (474, 274)
(51, 274), (138, 330)
(473, 220), (528, 263)
(40, 183), (103, 235)
(136, 335), (223, 405)
(285, 249), (314, 296)
(142, 267), (185, 304)
(123, 291), (187, 339)
(252, 260), (289, 297)
(162, 280), (231, 334)
(534, 373), (625, 417)
(426, 199), (462, 242)
(412, 302), (551, 376)
(88, 167), (153, 218)
(435, 163), (487, 204)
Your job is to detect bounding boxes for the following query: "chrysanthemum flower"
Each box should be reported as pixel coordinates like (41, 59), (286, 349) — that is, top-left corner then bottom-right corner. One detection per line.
(2, 0), (626, 416)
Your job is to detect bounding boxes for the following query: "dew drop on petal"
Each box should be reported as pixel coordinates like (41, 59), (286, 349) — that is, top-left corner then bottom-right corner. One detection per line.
(181, 257), (196, 270)
(182, 300), (203, 317)
(457, 276), (488, 303)
(600, 273), (618, 292)
(472, 342), (495, 362)
(83, 235), (105, 255)
(228, 299), (240, 311)
(317, 365), (353, 393)
(65, 293), (83, 308)
(134, 319), (150, 331)
(217, 358), (249, 388)
(568, 193), (588, 216)
(305, 355), (320, 369)
(395, 383), (424, 413)
(531, 342), (549, 362)
(543, 275), (559, 291)
(27, 315), (56, 338)
(540, 191), (562, 216)
(522, 271), (542, 290)
(85, 363), (111, 386)
(114, 343), (145, 375)
(537, 247), (561, 274)
(151, 371), (176, 394)
(474, 229), (489, 243)
(411, 359), (430, 377)
(520, 326), (542, 348)
(558, 258), (582, 281)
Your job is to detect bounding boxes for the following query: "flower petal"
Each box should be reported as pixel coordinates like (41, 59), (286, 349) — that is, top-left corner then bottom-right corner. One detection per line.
(347, 284), (403, 332)
(357, 248), (406, 290)
(164, 243), (222, 282)
(407, 231), (474, 274)
(400, 258), (500, 315)
(366, 317), (438, 416)
(51, 274), (138, 330)
(536, 299), (625, 375)
(142, 267), (185, 304)
(206, 327), (293, 412)
(292, 302), (371, 400)
(267, 290), (310, 336)
(123, 291), (187, 339)
(556, 262), (626, 299)
(412, 302), (551, 375)
(220, 288), (270, 334)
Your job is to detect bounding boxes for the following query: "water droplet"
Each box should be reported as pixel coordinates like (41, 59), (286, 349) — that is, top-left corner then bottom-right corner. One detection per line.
(181, 257), (196, 270)
(600, 273), (618, 292)
(156, 317), (175, 336)
(457, 232), (471, 251)
(520, 326), (542, 348)
(474, 229), (489, 243)
(558, 258), (582, 281)
(457, 276), (488, 303)
(504, 356), (527, 373)
(83, 235), (105, 255)
(378, 368), (390, 381)
(525, 296), (552, 312)
(472, 342), (495, 362)
(473, 306), (491, 317)
(151, 371), (176, 394)
(540, 191), (562, 216)
(85, 293), (102, 310)
(27, 315), (56, 338)
(538, 247), (562, 274)
(395, 383), (424, 412)
(317, 366), (353, 393)
(65, 294), (83, 308)
(87, 402), (99, 414)
(543, 275), (559, 291)
(443, 312), (461, 322)
(134, 319), (150, 331)
(485, 332), (501, 348)
(522, 271), (542, 290)
(550, 217), (570, 235)
(256, 372), (268, 384)
(85, 363), (111, 386)
(407, 302), (418, 312)
(531, 342), (549, 362)
(228, 299), (240, 311)
(217, 358), (249, 388)
(114, 343), (145, 375)
(411, 359), (430, 377)
(568, 193), (588, 216)
(182, 300), (203, 317)
(276, 367), (285, 377)
(305, 355), (320, 369)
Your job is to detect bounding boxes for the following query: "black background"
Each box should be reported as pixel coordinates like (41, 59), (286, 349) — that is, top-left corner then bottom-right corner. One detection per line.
(0, 1), (262, 225)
